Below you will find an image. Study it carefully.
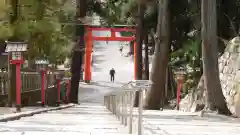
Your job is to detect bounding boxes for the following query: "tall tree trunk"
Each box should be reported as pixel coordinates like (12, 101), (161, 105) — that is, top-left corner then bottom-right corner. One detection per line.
(133, 1), (145, 107)
(149, 31), (155, 55)
(8, 0), (19, 107)
(69, 0), (86, 104)
(144, 33), (149, 80)
(144, 0), (170, 110)
(201, 0), (231, 115)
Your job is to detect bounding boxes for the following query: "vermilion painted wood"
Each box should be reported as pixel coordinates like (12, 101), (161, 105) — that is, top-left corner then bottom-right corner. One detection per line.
(91, 36), (135, 41)
(176, 79), (183, 110)
(10, 59), (24, 111)
(84, 31), (92, 82)
(15, 63), (21, 109)
(57, 79), (61, 103)
(134, 42), (137, 80)
(86, 27), (136, 32)
(41, 69), (45, 106)
(65, 80), (70, 103)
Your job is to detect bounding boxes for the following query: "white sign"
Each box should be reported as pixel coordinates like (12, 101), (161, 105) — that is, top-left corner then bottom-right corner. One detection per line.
(5, 42), (27, 52)
(35, 60), (49, 64)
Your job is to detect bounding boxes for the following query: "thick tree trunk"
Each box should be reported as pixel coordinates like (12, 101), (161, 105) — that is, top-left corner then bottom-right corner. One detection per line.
(144, 33), (149, 80)
(69, 0), (86, 104)
(133, 2), (145, 107)
(149, 32), (155, 55)
(201, 0), (231, 115)
(144, 0), (170, 110)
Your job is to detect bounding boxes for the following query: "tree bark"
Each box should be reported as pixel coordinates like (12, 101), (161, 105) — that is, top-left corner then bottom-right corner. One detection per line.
(69, 0), (86, 104)
(144, 0), (170, 110)
(144, 33), (149, 80)
(149, 31), (155, 55)
(201, 0), (231, 115)
(133, 2), (145, 107)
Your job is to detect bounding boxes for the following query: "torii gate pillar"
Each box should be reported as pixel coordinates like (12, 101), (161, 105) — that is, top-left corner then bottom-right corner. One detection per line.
(84, 31), (92, 83)
(134, 41), (137, 80)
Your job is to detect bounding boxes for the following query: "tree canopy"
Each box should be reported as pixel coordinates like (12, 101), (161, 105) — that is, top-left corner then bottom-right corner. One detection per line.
(0, 0), (76, 66)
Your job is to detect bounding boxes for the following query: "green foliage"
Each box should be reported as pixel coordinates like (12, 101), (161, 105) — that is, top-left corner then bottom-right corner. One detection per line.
(0, 0), (75, 65)
(0, 22), (13, 39)
(170, 38), (202, 93)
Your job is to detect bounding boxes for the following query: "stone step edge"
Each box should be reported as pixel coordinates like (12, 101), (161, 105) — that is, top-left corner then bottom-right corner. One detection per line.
(0, 104), (75, 122)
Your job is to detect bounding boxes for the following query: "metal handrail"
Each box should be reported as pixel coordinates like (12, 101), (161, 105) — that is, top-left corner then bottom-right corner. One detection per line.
(104, 80), (152, 135)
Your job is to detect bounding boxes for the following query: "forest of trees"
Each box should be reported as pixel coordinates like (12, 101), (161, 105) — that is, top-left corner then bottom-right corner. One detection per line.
(1, 0), (239, 115)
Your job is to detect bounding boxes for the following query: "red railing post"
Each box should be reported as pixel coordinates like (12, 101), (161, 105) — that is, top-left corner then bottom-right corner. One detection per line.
(176, 77), (183, 110)
(40, 69), (45, 106)
(65, 80), (70, 103)
(15, 63), (21, 112)
(56, 79), (61, 106)
(10, 59), (24, 112)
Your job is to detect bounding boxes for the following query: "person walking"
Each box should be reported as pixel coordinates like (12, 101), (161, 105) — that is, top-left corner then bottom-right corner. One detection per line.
(109, 68), (116, 82)
(119, 45), (123, 53)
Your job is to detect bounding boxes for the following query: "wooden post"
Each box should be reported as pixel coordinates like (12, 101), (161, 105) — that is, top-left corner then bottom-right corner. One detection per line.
(134, 41), (137, 80)
(7, 53), (12, 106)
(176, 76), (183, 110)
(65, 80), (70, 103)
(41, 69), (45, 106)
(84, 30), (92, 83)
(15, 63), (21, 112)
(56, 79), (61, 106)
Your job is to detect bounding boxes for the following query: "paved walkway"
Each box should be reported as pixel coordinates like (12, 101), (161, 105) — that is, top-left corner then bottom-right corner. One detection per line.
(0, 107), (42, 115)
(130, 109), (240, 135)
(0, 103), (131, 134)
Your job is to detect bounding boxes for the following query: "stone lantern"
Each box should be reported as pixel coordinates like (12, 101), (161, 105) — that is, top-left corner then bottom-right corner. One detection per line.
(5, 41), (27, 112)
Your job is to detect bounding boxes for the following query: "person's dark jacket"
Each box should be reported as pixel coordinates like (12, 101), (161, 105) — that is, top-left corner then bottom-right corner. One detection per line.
(110, 69), (115, 76)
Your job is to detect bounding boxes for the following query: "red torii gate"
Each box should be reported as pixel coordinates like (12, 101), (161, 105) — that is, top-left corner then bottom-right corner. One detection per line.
(84, 27), (137, 82)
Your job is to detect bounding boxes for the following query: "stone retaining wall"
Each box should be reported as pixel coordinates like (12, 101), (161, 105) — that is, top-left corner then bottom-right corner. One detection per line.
(180, 37), (240, 116)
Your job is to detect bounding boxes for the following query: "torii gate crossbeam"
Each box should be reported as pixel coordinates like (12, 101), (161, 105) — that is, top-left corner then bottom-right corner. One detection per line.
(83, 27), (137, 83)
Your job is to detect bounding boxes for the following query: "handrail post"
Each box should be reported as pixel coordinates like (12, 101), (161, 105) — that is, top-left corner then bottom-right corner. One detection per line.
(108, 96), (110, 110)
(117, 95), (120, 120)
(129, 92), (133, 134)
(138, 89), (143, 135)
(115, 95), (118, 118)
(111, 95), (114, 113)
(104, 96), (106, 106)
(109, 96), (111, 110)
(104, 80), (152, 135)
(121, 94), (124, 124)
(113, 95), (116, 115)
(124, 93), (127, 126)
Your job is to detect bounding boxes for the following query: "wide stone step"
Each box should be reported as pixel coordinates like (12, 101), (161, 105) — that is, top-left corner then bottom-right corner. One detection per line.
(1, 132), (136, 135)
